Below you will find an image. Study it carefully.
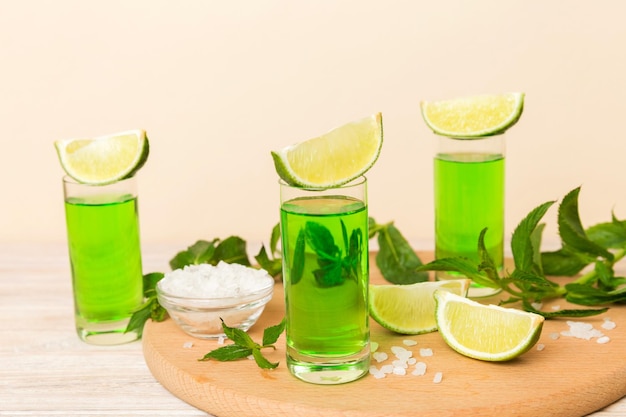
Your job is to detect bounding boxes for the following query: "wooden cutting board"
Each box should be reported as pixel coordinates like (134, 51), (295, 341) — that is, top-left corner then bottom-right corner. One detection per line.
(143, 253), (626, 417)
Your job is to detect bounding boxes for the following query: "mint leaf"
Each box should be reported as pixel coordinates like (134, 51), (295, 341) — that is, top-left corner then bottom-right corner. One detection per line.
(199, 345), (253, 361)
(510, 200), (554, 274)
(376, 222), (428, 284)
(213, 236), (251, 266)
(254, 245), (282, 277)
(221, 319), (257, 349)
(200, 318), (286, 369)
(290, 228), (306, 285)
(252, 349), (279, 369)
(557, 187), (613, 261)
(262, 317), (286, 346)
(169, 239), (218, 270)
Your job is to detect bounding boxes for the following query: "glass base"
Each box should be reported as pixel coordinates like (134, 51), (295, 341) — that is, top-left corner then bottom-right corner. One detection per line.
(287, 346), (370, 385)
(436, 271), (502, 298)
(76, 316), (140, 345)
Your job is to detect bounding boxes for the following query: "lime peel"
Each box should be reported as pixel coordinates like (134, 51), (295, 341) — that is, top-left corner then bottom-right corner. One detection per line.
(420, 92), (525, 138)
(55, 129), (149, 185)
(271, 113), (383, 188)
(369, 279), (470, 335)
(434, 290), (544, 361)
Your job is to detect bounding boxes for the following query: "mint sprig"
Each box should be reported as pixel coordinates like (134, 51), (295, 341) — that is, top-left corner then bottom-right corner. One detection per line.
(199, 318), (286, 369)
(417, 186), (623, 317)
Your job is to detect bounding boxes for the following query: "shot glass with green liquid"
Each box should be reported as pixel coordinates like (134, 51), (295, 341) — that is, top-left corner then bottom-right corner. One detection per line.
(63, 176), (144, 345)
(434, 134), (505, 297)
(280, 176), (370, 384)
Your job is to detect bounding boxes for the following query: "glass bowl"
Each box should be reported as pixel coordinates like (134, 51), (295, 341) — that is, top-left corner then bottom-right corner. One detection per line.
(156, 265), (275, 339)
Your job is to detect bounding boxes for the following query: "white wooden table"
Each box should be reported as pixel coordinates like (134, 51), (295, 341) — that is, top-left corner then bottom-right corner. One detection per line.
(1, 243), (624, 417)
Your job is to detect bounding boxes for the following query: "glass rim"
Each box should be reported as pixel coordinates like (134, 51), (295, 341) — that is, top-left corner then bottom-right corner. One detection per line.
(278, 175), (367, 191)
(62, 175), (137, 187)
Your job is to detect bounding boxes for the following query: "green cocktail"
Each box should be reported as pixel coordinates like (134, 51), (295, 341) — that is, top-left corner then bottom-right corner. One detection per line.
(280, 178), (370, 384)
(63, 176), (143, 345)
(434, 134), (505, 297)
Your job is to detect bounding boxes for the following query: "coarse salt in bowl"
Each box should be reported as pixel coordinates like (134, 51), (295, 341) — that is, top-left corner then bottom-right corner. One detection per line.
(156, 261), (275, 339)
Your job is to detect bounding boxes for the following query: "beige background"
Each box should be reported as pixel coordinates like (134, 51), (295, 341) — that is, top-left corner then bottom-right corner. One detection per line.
(2, 0), (625, 253)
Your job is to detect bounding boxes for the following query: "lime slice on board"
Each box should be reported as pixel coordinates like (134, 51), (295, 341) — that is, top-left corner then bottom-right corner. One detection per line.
(271, 113), (383, 188)
(434, 290), (544, 361)
(54, 129), (149, 185)
(420, 92), (525, 138)
(369, 279), (470, 335)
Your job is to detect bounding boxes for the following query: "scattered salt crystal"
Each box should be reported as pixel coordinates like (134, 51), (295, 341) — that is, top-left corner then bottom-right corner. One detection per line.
(370, 341), (379, 352)
(380, 364), (394, 374)
(536, 343), (545, 351)
(392, 359), (409, 369)
(597, 336), (611, 344)
(433, 372), (443, 383)
(602, 320), (616, 330)
(407, 358), (417, 365)
(561, 321), (605, 340)
(549, 332), (560, 340)
(159, 262), (273, 298)
(551, 305), (561, 311)
(403, 339), (418, 346)
(390, 346), (408, 356)
(369, 366), (386, 379)
(217, 336), (225, 345)
(182, 341), (194, 348)
(531, 302), (543, 310)
(393, 366), (407, 376)
(419, 348), (433, 357)
(373, 352), (388, 363)
(412, 362), (427, 376)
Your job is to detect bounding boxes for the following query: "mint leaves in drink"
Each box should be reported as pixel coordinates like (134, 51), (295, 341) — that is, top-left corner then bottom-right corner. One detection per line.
(199, 318), (286, 369)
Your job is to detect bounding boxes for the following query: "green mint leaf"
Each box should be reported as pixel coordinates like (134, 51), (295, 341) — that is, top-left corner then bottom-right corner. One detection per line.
(305, 222), (340, 261)
(541, 248), (589, 276)
(376, 222), (428, 284)
(340, 219), (350, 254)
(476, 228), (500, 282)
(289, 228), (306, 284)
(305, 221), (344, 287)
(510, 200), (555, 273)
(565, 282), (626, 305)
(313, 261), (344, 287)
(262, 317), (286, 347)
(522, 300), (608, 318)
(143, 272), (165, 294)
(557, 187), (613, 261)
(586, 217), (626, 249)
(221, 319), (258, 349)
(347, 227), (363, 280)
(269, 223), (281, 257)
(416, 257), (495, 288)
(169, 239), (219, 269)
(199, 344), (254, 362)
(254, 245), (282, 278)
(252, 348), (279, 369)
(124, 299), (153, 337)
(214, 236), (251, 266)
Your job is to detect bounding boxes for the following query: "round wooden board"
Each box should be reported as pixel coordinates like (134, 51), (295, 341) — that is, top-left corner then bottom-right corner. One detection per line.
(143, 253), (626, 417)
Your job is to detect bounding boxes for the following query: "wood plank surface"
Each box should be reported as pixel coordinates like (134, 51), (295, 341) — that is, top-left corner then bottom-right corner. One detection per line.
(143, 252), (626, 417)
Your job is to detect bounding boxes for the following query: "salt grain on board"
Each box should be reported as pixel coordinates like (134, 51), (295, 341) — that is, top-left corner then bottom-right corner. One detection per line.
(433, 372), (443, 384)
(412, 362), (427, 376)
(602, 319), (617, 330)
(597, 336), (611, 344)
(182, 341), (194, 349)
(373, 352), (388, 363)
(419, 348), (433, 357)
(561, 320), (605, 340)
(403, 339), (418, 346)
(536, 343), (545, 351)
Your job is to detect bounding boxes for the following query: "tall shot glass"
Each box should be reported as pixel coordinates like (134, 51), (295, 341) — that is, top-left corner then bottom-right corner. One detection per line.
(279, 176), (370, 384)
(434, 134), (505, 297)
(63, 176), (144, 345)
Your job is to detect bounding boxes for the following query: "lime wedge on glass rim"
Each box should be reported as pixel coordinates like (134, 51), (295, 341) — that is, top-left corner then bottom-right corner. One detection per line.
(54, 129), (149, 185)
(369, 279), (471, 335)
(271, 113), (383, 188)
(434, 290), (544, 361)
(420, 92), (525, 138)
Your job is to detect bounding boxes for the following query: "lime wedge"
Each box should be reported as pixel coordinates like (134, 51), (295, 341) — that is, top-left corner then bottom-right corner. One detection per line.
(271, 113), (383, 188)
(369, 279), (470, 335)
(54, 129), (149, 185)
(420, 92), (525, 138)
(434, 290), (544, 361)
